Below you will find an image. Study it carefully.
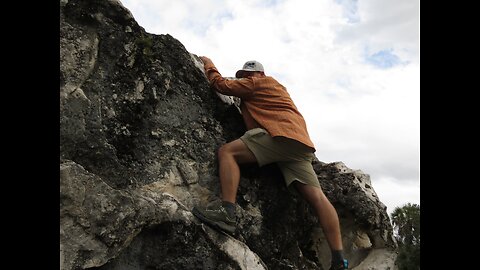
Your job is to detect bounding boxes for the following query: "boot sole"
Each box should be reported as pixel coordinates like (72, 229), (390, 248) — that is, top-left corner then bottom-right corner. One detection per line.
(192, 207), (236, 236)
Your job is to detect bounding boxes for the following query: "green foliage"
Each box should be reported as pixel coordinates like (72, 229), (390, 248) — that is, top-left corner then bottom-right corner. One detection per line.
(391, 203), (420, 270)
(135, 34), (154, 58)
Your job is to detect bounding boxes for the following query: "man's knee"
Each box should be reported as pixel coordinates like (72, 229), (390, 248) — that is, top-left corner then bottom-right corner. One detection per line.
(218, 140), (256, 164)
(295, 182), (326, 204)
(218, 144), (230, 157)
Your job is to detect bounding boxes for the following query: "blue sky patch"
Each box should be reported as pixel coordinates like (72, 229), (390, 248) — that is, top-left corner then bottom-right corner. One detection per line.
(185, 11), (233, 36)
(335, 0), (360, 23)
(260, 0), (285, 7)
(366, 49), (402, 69)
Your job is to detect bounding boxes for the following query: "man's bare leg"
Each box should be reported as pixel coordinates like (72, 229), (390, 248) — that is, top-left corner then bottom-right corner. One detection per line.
(191, 139), (257, 235)
(217, 139), (257, 203)
(294, 181), (343, 251)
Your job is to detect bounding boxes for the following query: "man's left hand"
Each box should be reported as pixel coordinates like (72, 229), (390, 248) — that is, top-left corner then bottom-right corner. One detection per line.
(199, 56), (213, 65)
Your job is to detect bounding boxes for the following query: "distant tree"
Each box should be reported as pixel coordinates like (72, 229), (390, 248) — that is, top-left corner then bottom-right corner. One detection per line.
(391, 203), (420, 270)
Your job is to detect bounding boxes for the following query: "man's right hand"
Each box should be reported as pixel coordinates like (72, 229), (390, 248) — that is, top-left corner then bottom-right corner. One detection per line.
(199, 56), (213, 66)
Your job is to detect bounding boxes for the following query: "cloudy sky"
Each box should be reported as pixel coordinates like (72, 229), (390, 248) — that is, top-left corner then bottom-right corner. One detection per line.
(120, 0), (420, 214)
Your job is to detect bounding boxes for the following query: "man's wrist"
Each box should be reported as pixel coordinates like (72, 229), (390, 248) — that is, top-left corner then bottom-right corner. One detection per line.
(203, 61), (216, 71)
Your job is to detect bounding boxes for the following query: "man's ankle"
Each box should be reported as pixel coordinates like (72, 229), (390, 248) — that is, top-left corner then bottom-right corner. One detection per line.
(221, 201), (236, 217)
(331, 249), (345, 265)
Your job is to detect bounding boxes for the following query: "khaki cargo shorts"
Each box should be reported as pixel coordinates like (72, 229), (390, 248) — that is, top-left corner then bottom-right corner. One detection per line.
(240, 128), (320, 190)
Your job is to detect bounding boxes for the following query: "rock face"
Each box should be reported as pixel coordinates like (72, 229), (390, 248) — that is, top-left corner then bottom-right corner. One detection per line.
(60, 0), (397, 269)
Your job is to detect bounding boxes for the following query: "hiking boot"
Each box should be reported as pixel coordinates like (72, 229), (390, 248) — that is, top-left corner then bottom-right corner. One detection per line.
(329, 259), (348, 270)
(192, 204), (236, 235)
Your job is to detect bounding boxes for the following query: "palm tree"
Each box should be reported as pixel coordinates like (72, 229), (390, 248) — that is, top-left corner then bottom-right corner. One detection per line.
(391, 203), (420, 270)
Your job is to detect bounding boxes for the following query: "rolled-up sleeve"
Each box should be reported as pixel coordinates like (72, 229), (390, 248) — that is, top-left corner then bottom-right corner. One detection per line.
(204, 62), (255, 99)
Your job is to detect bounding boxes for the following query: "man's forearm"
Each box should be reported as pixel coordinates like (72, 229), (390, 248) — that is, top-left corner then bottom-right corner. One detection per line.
(200, 56), (254, 98)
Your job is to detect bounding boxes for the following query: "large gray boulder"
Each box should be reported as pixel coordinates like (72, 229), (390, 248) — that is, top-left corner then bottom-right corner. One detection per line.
(60, 0), (397, 269)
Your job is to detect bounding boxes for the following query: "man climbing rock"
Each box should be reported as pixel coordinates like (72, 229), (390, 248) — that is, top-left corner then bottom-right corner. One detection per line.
(192, 57), (348, 270)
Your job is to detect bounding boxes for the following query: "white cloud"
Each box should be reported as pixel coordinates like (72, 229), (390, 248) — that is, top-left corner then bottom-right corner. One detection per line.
(373, 176), (420, 215)
(336, 0), (419, 64)
(120, 0), (420, 210)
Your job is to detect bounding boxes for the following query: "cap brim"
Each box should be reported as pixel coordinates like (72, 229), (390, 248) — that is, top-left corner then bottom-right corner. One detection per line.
(235, 70), (245, 78)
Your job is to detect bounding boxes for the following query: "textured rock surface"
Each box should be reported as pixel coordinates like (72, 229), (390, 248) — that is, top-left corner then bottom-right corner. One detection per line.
(60, 0), (397, 269)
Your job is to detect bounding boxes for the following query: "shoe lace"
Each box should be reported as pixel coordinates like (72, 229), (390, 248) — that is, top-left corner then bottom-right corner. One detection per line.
(206, 206), (224, 213)
(206, 206), (235, 221)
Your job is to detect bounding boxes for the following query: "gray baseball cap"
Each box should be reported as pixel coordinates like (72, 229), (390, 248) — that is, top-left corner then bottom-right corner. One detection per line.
(235, 60), (264, 78)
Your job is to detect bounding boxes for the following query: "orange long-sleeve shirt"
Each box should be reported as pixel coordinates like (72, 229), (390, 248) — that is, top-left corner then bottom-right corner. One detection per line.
(204, 61), (316, 152)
